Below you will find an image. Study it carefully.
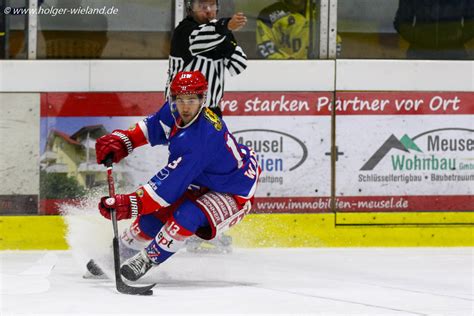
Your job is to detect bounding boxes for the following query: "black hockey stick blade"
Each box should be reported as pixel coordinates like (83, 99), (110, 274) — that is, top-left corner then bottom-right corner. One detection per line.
(112, 237), (156, 296)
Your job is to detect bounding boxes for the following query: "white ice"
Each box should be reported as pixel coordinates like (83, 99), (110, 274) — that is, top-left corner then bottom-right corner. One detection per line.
(1, 247), (472, 316)
(1, 205), (472, 315)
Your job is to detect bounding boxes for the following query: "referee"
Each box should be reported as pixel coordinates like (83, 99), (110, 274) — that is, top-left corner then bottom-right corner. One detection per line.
(165, 0), (248, 109)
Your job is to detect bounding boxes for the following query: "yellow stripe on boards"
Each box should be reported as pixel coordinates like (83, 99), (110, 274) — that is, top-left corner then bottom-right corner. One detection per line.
(0, 216), (68, 250)
(336, 212), (474, 225)
(228, 213), (474, 247)
(0, 213), (472, 250)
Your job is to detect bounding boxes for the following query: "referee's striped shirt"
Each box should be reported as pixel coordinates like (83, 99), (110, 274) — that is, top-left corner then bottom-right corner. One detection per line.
(165, 17), (248, 108)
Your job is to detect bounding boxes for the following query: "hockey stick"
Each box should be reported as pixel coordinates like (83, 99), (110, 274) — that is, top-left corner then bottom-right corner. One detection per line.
(105, 157), (156, 296)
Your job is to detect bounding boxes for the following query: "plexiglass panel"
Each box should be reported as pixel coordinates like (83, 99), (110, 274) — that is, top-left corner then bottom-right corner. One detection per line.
(1, 0), (29, 59)
(37, 0), (173, 59)
(232, 0), (321, 59)
(337, 0), (473, 59)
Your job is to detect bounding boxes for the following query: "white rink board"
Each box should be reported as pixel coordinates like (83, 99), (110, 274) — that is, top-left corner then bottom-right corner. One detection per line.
(336, 115), (473, 196)
(2, 60), (472, 92)
(0, 93), (40, 195)
(336, 60), (474, 92)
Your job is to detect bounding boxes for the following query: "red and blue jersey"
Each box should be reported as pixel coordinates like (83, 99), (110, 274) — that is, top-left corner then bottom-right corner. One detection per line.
(134, 102), (260, 211)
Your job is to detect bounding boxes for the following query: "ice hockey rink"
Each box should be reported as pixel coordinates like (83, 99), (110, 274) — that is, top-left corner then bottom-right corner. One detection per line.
(1, 247), (472, 315)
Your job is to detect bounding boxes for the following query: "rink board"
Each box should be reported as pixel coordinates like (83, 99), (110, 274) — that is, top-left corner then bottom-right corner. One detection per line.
(1, 213), (472, 250)
(335, 92), (473, 215)
(39, 91), (333, 205)
(37, 91), (473, 215)
(0, 91), (471, 215)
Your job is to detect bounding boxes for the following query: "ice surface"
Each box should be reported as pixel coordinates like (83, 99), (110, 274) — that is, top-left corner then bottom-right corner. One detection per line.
(1, 248), (472, 315)
(1, 205), (472, 315)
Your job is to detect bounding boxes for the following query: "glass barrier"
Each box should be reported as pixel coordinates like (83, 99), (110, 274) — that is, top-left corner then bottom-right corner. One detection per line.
(2, 0), (325, 59)
(1, 0), (29, 59)
(2, 0), (473, 60)
(232, 0), (321, 59)
(0, 1), (7, 58)
(37, 0), (173, 59)
(338, 0), (473, 59)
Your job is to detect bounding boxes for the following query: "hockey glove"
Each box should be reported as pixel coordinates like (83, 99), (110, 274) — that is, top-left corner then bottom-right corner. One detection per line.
(95, 130), (134, 165)
(98, 193), (140, 221)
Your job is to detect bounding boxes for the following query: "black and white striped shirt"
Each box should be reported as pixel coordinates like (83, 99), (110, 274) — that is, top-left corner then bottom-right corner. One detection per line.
(165, 17), (248, 108)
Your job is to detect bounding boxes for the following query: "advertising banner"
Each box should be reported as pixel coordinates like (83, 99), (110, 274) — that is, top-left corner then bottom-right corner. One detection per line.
(40, 92), (332, 214)
(335, 92), (473, 212)
(39, 91), (473, 214)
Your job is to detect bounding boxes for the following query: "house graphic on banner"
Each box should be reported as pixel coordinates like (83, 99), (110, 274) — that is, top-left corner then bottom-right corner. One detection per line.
(40, 125), (128, 188)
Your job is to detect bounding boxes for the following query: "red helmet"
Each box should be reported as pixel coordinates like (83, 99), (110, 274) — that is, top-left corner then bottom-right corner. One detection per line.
(170, 71), (208, 98)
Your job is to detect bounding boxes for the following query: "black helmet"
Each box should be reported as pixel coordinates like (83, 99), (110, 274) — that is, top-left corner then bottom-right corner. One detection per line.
(186, 0), (219, 14)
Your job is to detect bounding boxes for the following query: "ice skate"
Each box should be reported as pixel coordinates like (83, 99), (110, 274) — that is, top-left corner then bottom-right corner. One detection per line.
(83, 236), (140, 280)
(120, 250), (155, 281)
(186, 234), (233, 254)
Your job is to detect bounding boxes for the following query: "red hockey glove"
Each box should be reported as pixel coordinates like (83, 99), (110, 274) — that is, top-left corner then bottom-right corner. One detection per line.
(95, 130), (134, 165)
(98, 193), (141, 221)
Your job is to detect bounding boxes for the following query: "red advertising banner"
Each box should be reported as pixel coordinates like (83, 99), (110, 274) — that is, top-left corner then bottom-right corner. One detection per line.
(334, 92), (474, 115)
(252, 195), (473, 213)
(41, 91), (474, 117)
(41, 92), (334, 117)
(41, 92), (165, 117)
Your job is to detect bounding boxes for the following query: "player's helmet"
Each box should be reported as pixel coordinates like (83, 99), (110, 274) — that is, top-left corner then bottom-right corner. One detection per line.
(169, 71), (208, 128)
(170, 71), (208, 98)
(186, 0), (219, 14)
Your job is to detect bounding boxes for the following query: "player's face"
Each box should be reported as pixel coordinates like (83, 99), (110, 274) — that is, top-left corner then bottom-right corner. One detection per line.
(175, 94), (203, 125)
(191, 0), (217, 24)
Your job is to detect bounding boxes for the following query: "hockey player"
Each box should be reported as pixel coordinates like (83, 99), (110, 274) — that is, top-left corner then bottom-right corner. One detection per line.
(165, 0), (248, 108)
(94, 71), (260, 281)
(256, 0), (342, 59)
(167, 0), (249, 253)
(256, 0), (311, 59)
